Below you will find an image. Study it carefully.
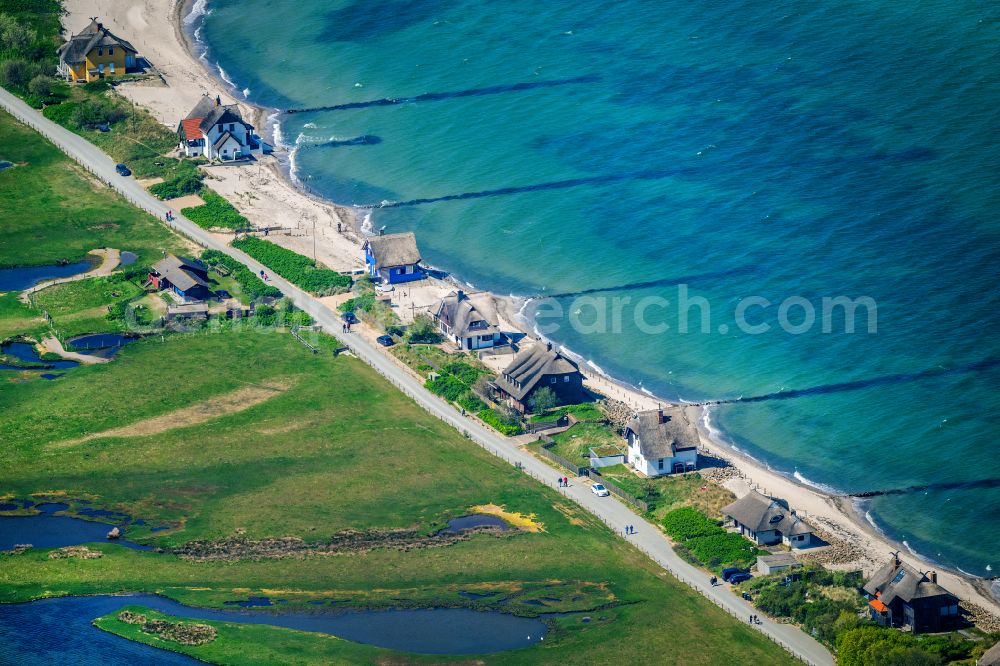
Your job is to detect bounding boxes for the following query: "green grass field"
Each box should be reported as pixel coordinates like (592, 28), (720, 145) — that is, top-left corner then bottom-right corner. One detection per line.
(0, 329), (793, 665)
(0, 110), (185, 268)
(0, 103), (796, 665)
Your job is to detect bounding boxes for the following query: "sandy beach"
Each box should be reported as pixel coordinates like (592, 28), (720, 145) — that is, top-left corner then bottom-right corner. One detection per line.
(61, 0), (999, 624)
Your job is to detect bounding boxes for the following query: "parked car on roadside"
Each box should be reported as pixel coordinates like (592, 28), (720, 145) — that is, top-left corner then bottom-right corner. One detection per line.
(721, 567), (749, 582)
(376, 335), (394, 347)
(341, 311), (358, 325)
(729, 572), (753, 584)
(591, 483), (610, 497)
(115, 163), (131, 176)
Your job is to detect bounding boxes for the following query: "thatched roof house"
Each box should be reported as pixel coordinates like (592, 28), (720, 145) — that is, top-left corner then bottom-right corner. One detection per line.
(623, 406), (699, 476)
(493, 342), (585, 413)
(432, 290), (501, 351)
(864, 555), (960, 633)
(722, 490), (815, 548)
(362, 232), (423, 284)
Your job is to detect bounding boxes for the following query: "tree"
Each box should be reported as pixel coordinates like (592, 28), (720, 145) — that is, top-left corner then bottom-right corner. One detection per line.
(528, 386), (558, 414)
(494, 405), (522, 428)
(28, 75), (51, 98)
(407, 313), (441, 343)
(0, 58), (35, 87)
(0, 14), (35, 53)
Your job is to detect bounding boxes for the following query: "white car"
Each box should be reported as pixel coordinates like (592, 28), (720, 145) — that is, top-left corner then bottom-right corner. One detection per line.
(591, 483), (610, 497)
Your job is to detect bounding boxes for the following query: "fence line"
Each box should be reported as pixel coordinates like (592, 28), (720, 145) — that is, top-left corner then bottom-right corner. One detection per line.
(0, 94), (820, 666)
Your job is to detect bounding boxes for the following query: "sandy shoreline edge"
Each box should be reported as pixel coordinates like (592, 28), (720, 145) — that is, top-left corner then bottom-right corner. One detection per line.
(64, 0), (1000, 620)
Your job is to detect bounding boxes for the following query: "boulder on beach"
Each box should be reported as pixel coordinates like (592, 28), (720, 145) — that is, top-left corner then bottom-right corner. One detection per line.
(107, 526), (121, 539)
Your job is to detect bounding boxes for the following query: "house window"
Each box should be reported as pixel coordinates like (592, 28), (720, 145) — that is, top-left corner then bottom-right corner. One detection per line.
(550, 377), (557, 384)
(658, 459), (664, 470)
(98, 48), (103, 56)
(564, 376), (570, 382)
(109, 47), (114, 55)
(109, 63), (115, 73)
(98, 64), (104, 73)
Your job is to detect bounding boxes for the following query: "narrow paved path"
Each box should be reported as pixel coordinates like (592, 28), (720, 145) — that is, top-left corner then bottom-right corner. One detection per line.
(0, 88), (832, 666)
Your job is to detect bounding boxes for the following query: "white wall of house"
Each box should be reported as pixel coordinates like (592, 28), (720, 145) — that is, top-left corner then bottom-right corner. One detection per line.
(782, 533), (813, 548)
(591, 452), (625, 468)
(626, 434), (698, 477)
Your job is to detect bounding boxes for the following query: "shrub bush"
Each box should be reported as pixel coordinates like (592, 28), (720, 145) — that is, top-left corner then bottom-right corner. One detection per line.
(662, 507), (721, 540)
(181, 190), (248, 230)
(407, 313), (442, 343)
(71, 98), (127, 128)
(478, 408), (523, 436)
(0, 58), (36, 87)
(232, 236), (351, 295)
(41, 101), (77, 125)
(27, 74), (51, 98)
(150, 171), (204, 200)
(685, 532), (760, 569)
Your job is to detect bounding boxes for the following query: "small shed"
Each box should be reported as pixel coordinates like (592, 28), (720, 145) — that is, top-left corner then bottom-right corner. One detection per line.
(756, 552), (802, 575)
(589, 446), (625, 469)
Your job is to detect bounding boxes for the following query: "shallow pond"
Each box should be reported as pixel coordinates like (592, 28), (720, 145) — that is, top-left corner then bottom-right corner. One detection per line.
(0, 502), (150, 552)
(0, 342), (80, 370)
(438, 514), (511, 534)
(66, 333), (139, 358)
(118, 251), (138, 267)
(0, 594), (546, 662)
(0, 258), (97, 291)
(0, 160), (13, 169)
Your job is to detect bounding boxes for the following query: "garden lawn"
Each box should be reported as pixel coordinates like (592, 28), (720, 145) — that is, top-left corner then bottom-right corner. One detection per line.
(597, 466), (735, 520)
(0, 109), (185, 268)
(548, 422), (622, 463)
(0, 328), (795, 665)
(32, 275), (143, 339)
(0, 291), (46, 341)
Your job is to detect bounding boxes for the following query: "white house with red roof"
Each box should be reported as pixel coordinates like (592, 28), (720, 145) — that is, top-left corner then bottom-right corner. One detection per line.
(176, 95), (269, 161)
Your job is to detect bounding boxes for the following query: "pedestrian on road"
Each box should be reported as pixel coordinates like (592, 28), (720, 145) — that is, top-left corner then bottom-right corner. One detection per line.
(563, 476), (568, 487)
(557, 477), (562, 488)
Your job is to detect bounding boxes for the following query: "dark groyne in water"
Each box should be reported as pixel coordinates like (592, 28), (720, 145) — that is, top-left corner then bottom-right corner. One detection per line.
(285, 74), (601, 114)
(699, 357), (1000, 406)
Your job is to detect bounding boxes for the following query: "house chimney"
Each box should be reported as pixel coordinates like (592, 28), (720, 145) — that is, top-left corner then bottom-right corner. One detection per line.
(929, 571), (937, 584)
(657, 403), (665, 423)
(457, 289), (465, 301)
(215, 95), (221, 107)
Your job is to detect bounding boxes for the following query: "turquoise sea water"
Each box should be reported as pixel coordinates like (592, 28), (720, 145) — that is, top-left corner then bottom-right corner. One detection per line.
(195, 0), (1000, 578)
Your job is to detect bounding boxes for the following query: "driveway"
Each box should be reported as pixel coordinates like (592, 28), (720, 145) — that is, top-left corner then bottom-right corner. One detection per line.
(0, 87), (832, 666)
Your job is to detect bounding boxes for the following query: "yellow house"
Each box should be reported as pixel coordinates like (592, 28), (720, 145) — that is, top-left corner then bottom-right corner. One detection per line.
(57, 18), (138, 83)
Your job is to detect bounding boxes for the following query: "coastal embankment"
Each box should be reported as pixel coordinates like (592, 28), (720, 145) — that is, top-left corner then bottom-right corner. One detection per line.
(64, 0), (999, 622)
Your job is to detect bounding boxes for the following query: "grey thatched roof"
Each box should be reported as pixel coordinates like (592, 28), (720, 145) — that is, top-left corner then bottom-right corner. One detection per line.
(495, 343), (580, 402)
(58, 19), (136, 65)
(182, 96), (251, 133)
(722, 491), (815, 536)
(433, 291), (499, 339)
(365, 232), (421, 269)
(152, 255), (208, 293)
(863, 560), (954, 606)
(624, 407), (698, 459)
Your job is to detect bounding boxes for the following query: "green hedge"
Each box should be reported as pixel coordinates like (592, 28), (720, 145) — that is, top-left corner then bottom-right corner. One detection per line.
(201, 250), (280, 300)
(662, 507), (763, 571)
(150, 170), (204, 200)
(232, 236), (351, 296)
(478, 409), (523, 436)
(181, 190), (248, 230)
(662, 506), (721, 540)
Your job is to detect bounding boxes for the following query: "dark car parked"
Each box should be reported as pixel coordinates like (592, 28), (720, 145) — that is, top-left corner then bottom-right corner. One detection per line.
(376, 335), (394, 347)
(729, 572), (753, 584)
(115, 163), (131, 177)
(341, 311), (358, 325)
(722, 567), (749, 582)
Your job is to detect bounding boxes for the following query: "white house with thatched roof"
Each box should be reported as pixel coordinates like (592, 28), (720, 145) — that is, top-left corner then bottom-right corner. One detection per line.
(623, 406), (699, 477)
(722, 490), (815, 548)
(362, 232), (423, 284)
(432, 290), (501, 350)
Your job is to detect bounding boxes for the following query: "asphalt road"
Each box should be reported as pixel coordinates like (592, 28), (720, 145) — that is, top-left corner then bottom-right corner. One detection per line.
(0, 87), (832, 666)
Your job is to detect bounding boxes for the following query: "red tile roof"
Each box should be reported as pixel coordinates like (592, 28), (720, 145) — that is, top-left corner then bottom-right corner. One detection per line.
(869, 598), (888, 613)
(181, 118), (204, 140)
